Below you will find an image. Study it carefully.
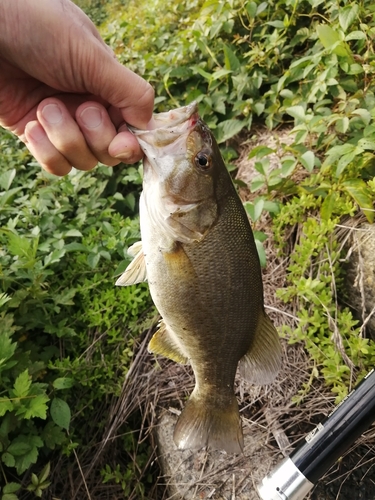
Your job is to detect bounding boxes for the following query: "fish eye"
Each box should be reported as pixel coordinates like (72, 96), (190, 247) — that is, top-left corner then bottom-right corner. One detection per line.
(195, 151), (211, 171)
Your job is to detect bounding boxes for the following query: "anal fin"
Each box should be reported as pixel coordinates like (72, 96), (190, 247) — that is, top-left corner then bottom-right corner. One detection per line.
(115, 241), (147, 286)
(148, 320), (188, 364)
(238, 311), (282, 385)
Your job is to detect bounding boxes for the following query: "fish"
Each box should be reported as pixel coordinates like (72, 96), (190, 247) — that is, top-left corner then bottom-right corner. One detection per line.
(116, 102), (281, 454)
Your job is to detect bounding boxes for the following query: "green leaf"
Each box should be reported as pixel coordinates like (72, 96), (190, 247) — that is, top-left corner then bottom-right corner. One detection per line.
(41, 422), (66, 450)
(321, 191), (339, 220)
(250, 176), (266, 192)
(358, 138), (375, 150)
(50, 397), (71, 430)
(255, 239), (267, 268)
(0, 292), (12, 308)
(211, 68), (232, 80)
(317, 24), (341, 46)
(248, 145), (275, 159)
(335, 117), (349, 134)
(352, 108), (372, 125)
(7, 440), (32, 457)
(23, 394), (49, 420)
(214, 119), (245, 143)
(223, 44), (240, 71)
(12, 435), (43, 474)
(254, 160), (267, 176)
(0, 169), (16, 191)
(316, 24), (352, 59)
(2, 452), (16, 467)
(256, 2), (268, 15)
(64, 242), (89, 252)
(7, 233), (32, 259)
(343, 179), (374, 222)
(253, 102), (265, 116)
(253, 230), (268, 243)
(53, 377), (74, 390)
(0, 332), (17, 369)
(2, 493), (19, 500)
(267, 20), (284, 28)
(44, 248), (65, 267)
(0, 187), (23, 207)
(3, 483), (21, 494)
(336, 147), (364, 176)
(345, 31), (366, 41)
(113, 259), (131, 276)
(101, 221), (114, 235)
(263, 200), (281, 214)
(348, 63), (363, 75)
(87, 252), (101, 269)
(325, 143), (357, 161)
(339, 4), (359, 32)
(100, 250), (111, 261)
(300, 151), (315, 172)
(54, 288), (77, 306)
(286, 105), (306, 121)
(193, 66), (212, 81)
(281, 158), (297, 176)
(244, 198), (265, 222)
(64, 229), (83, 237)
(246, 1), (257, 18)
(38, 462), (51, 484)
(13, 370), (31, 399)
(0, 413), (13, 439)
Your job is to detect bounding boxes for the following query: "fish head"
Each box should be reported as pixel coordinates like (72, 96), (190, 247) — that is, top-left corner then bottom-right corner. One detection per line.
(130, 102), (227, 243)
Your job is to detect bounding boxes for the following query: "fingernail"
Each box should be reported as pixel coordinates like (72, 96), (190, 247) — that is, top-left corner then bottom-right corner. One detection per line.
(114, 150), (136, 161)
(80, 107), (102, 129)
(42, 103), (62, 124)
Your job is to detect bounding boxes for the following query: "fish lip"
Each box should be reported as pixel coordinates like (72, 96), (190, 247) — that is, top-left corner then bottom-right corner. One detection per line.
(128, 101), (198, 135)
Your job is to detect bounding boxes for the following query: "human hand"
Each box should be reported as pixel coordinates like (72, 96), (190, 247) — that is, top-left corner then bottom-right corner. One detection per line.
(0, 0), (154, 175)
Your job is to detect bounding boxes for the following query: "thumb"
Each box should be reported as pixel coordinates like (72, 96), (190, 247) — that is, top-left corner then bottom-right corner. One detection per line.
(85, 44), (154, 129)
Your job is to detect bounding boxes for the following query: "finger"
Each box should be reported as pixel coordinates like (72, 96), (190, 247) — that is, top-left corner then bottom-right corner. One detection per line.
(117, 78), (155, 129)
(108, 125), (144, 164)
(76, 102), (121, 167)
(24, 120), (72, 176)
(37, 98), (98, 171)
(85, 53), (155, 129)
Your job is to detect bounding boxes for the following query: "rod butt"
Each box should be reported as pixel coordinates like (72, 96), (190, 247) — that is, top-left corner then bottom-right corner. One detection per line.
(257, 457), (314, 500)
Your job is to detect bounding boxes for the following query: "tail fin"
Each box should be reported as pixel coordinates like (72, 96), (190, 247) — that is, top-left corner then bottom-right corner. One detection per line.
(173, 391), (243, 454)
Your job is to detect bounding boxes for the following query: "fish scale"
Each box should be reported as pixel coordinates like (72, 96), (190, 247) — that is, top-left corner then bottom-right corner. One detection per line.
(116, 102), (282, 454)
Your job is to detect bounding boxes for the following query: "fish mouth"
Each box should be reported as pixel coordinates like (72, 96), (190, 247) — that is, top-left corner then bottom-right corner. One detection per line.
(127, 102), (200, 153)
(128, 101), (198, 135)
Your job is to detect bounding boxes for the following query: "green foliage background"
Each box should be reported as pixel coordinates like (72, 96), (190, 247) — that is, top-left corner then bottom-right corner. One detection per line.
(1, 0), (375, 497)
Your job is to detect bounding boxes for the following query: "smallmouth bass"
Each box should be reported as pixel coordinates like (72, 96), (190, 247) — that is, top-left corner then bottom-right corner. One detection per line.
(116, 102), (281, 454)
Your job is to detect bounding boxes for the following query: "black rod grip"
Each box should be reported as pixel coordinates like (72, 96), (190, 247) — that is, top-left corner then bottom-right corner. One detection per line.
(291, 369), (375, 484)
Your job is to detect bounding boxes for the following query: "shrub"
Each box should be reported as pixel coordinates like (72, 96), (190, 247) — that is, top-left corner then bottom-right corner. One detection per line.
(0, 130), (153, 496)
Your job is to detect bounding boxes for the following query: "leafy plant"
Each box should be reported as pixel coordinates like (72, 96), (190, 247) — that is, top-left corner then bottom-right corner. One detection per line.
(2, 0), (375, 495)
(0, 129), (153, 495)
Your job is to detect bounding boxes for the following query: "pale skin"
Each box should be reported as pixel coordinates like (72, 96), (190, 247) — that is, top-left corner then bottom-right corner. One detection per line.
(0, 0), (154, 176)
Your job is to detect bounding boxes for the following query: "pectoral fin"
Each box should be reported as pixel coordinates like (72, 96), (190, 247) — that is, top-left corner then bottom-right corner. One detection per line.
(239, 311), (282, 385)
(115, 241), (147, 286)
(148, 320), (188, 364)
